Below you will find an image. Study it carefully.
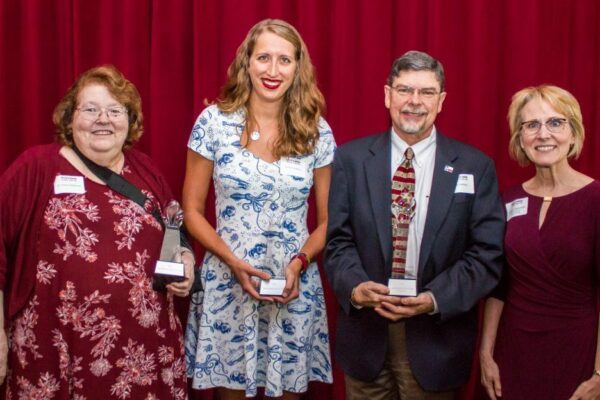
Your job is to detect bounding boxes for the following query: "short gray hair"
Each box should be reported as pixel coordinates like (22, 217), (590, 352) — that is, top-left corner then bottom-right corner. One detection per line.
(387, 50), (445, 91)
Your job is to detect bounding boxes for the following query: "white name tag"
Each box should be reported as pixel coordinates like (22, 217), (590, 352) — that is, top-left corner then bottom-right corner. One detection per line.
(54, 175), (86, 194)
(280, 157), (307, 177)
(154, 260), (185, 277)
(505, 197), (528, 221)
(454, 174), (475, 194)
(388, 278), (417, 297)
(259, 278), (286, 296)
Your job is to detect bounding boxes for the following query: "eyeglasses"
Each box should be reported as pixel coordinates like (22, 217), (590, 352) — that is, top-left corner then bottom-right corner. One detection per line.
(389, 85), (440, 100)
(520, 117), (568, 136)
(76, 105), (128, 121)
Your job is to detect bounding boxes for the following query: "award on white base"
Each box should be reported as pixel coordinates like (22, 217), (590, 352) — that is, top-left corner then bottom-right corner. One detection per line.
(153, 201), (186, 291)
(259, 278), (286, 296)
(388, 278), (417, 297)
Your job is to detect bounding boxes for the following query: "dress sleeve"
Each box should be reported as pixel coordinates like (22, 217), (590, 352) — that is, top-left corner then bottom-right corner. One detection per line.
(313, 118), (337, 169)
(187, 106), (219, 161)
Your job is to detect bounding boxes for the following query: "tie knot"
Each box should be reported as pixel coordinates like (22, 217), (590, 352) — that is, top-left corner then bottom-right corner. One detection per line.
(404, 147), (414, 161)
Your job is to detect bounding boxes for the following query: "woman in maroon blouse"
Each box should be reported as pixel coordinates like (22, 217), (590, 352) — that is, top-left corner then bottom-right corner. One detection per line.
(480, 85), (600, 400)
(0, 65), (194, 398)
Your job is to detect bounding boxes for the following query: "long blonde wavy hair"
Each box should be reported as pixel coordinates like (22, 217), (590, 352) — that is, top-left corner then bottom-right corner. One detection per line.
(216, 19), (325, 157)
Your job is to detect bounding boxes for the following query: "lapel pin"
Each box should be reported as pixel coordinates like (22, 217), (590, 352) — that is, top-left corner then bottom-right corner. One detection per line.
(444, 165), (454, 173)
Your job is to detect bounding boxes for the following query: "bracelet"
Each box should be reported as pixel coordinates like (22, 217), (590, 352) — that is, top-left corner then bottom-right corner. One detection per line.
(594, 369), (600, 377)
(290, 252), (311, 272)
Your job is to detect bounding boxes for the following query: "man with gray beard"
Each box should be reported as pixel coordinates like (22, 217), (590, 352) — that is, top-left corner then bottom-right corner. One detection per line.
(325, 50), (505, 399)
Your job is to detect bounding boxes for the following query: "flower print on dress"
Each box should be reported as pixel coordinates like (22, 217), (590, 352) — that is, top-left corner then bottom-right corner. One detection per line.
(106, 190), (162, 250)
(44, 194), (100, 262)
(157, 346), (186, 400)
(52, 329), (84, 392)
(104, 250), (165, 337)
(56, 281), (121, 377)
(15, 372), (60, 400)
(36, 260), (57, 284)
(110, 339), (157, 399)
(10, 295), (42, 368)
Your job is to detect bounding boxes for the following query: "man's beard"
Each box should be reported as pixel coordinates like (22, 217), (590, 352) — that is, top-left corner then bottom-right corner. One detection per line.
(399, 119), (425, 134)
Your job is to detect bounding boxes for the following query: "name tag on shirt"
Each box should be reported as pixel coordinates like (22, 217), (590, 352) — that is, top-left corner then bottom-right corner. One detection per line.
(54, 175), (86, 194)
(280, 157), (307, 177)
(388, 278), (417, 297)
(505, 197), (528, 221)
(454, 174), (474, 194)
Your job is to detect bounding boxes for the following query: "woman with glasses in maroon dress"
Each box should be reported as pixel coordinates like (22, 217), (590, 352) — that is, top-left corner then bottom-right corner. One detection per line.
(480, 85), (600, 400)
(0, 65), (193, 399)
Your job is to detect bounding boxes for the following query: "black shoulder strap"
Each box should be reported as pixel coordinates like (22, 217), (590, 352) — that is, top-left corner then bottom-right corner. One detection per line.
(71, 145), (163, 225)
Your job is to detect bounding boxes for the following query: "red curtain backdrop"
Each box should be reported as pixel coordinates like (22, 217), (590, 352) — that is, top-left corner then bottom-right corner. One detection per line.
(1, 1), (599, 399)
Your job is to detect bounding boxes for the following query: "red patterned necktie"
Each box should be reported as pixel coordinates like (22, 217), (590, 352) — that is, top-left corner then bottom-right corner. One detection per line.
(391, 147), (416, 279)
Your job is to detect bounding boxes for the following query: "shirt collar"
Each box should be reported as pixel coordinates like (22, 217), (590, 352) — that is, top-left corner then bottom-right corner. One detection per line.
(390, 126), (437, 168)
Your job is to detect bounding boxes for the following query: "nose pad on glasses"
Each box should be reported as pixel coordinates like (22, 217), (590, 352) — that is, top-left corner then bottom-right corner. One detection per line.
(537, 125), (553, 138)
(95, 111), (111, 122)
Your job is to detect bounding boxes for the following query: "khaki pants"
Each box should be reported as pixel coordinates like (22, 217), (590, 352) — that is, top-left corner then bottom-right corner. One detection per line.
(345, 322), (455, 400)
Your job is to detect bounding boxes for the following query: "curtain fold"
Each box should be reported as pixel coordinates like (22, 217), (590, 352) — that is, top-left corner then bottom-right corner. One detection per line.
(2, 1), (599, 398)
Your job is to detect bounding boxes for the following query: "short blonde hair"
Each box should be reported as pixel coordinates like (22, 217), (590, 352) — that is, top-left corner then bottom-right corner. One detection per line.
(507, 85), (584, 166)
(53, 65), (143, 148)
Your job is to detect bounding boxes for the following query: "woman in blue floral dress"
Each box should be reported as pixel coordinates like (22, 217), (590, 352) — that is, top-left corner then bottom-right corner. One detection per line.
(183, 19), (335, 399)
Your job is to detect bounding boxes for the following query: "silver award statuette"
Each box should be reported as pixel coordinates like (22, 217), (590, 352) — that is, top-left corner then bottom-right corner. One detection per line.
(153, 200), (186, 291)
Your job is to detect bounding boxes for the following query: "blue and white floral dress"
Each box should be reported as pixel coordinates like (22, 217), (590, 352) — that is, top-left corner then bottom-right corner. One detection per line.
(185, 105), (335, 397)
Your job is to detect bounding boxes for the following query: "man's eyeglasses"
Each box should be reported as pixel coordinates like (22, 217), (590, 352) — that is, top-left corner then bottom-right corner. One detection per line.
(77, 105), (128, 121)
(520, 117), (568, 136)
(389, 85), (440, 100)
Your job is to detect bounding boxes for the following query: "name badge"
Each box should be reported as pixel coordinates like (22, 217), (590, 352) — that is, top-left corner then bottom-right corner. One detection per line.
(280, 157), (306, 177)
(259, 278), (286, 296)
(388, 278), (417, 297)
(505, 197), (528, 221)
(454, 174), (475, 194)
(54, 175), (86, 194)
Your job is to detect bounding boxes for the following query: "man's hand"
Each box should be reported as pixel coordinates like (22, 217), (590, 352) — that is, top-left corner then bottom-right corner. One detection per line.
(351, 281), (402, 308)
(374, 292), (434, 321)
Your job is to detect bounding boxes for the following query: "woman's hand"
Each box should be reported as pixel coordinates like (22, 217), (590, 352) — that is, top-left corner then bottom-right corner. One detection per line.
(480, 353), (502, 400)
(166, 249), (196, 297)
(228, 258), (273, 301)
(275, 259), (302, 304)
(569, 375), (600, 400)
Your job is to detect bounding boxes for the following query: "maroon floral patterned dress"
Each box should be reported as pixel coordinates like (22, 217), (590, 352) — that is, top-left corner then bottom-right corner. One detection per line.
(4, 157), (187, 400)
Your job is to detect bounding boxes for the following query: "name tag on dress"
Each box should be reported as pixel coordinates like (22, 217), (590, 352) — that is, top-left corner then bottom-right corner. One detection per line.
(454, 174), (475, 194)
(388, 278), (417, 297)
(280, 158), (306, 177)
(54, 175), (86, 194)
(505, 197), (528, 221)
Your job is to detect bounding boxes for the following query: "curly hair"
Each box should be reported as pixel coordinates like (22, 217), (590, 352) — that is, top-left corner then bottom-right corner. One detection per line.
(507, 85), (584, 166)
(52, 65), (143, 148)
(216, 19), (325, 157)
